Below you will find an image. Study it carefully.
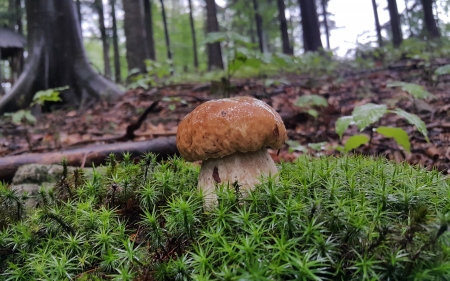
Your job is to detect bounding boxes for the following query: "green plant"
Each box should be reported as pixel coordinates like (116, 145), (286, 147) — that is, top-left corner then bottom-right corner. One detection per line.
(335, 103), (429, 153)
(294, 94), (328, 118)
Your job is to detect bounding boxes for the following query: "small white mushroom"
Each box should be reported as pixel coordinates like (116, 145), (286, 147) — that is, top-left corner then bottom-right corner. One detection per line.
(176, 96), (287, 206)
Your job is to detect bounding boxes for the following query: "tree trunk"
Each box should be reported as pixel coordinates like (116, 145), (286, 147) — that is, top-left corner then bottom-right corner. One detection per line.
(277, 0), (292, 54)
(0, 0), (122, 114)
(420, 0), (440, 38)
(371, 0), (383, 46)
(143, 0), (156, 60)
(75, 0), (82, 29)
(387, 0), (403, 47)
(94, 0), (112, 79)
(123, 0), (148, 73)
(321, 0), (330, 49)
(188, 0), (199, 69)
(298, 0), (323, 52)
(205, 0), (223, 70)
(252, 0), (264, 53)
(110, 0), (121, 83)
(159, 0), (173, 64)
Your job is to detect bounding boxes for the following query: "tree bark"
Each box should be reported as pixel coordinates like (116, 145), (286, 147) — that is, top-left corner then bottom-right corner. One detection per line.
(143, 0), (156, 61)
(371, 0), (383, 46)
(252, 0), (264, 53)
(387, 0), (403, 47)
(94, 0), (112, 79)
(123, 0), (148, 73)
(205, 0), (224, 70)
(0, 137), (179, 182)
(320, 0), (330, 49)
(188, 0), (199, 69)
(0, 0), (122, 114)
(298, 0), (323, 52)
(420, 0), (440, 38)
(75, 0), (82, 29)
(110, 0), (121, 83)
(277, 0), (292, 54)
(159, 0), (173, 63)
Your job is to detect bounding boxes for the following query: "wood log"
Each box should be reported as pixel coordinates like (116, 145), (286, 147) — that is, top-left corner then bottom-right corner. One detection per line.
(0, 137), (178, 182)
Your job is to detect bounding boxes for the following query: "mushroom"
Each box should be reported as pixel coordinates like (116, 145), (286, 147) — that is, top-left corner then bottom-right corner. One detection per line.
(176, 96), (287, 206)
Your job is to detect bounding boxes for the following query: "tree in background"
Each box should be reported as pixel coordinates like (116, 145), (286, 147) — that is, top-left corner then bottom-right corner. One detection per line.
(0, 0), (122, 113)
(188, 0), (199, 69)
(252, 0), (264, 53)
(420, 0), (440, 38)
(159, 0), (173, 64)
(94, 0), (111, 79)
(320, 0), (330, 49)
(123, 0), (149, 73)
(143, 0), (156, 60)
(205, 0), (223, 70)
(387, 0), (403, 47)
(371, 0), (383, 47)
(298, 0), (323, 52)
(277, 0), (293, 54)
(110, 0), (121, 82)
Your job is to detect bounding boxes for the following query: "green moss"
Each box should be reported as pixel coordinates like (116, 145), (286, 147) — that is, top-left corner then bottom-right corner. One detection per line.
(1, 155), (449, 280)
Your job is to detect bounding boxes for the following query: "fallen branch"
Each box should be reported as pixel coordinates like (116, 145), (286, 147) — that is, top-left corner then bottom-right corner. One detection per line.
(0, 137), (178, 182)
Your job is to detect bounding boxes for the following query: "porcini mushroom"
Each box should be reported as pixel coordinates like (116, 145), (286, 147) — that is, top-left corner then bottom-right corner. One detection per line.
(176, 96), (287, 206)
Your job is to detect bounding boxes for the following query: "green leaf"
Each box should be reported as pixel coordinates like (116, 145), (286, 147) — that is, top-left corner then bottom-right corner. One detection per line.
(352, 103), (387, 130)
(244, 57), (262, 68)
(376, 126), (411, 152)
(387, 81), (433, 99)
(434, 64), (450, 76)
(335, 116), (354, 139)
(203, 32), (226, 44)
(306, 109), (318, 118)
(392, 108), (429, 142)
(228, 52), (247, 73)
(24, 111), (37, 124)
(308, 142), (327, 151)
(285, 140), (307, 153)
(344, 134), (369, 152)
(168, 104), (176, 111)
(295, 95), (328, 107)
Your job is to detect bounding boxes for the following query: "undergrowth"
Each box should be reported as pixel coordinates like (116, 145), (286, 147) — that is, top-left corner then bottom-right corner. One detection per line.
(1, 153), (450, 280)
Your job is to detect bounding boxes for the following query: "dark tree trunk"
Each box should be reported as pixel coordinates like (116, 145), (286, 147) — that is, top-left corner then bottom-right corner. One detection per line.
(0, 0), (122, 114)
(421, 0), (440, 38)
(75, 0), (82, 28)
(143, 0), (156, 60)
(321, 0), (330, 49)
(159, 0), (173, 64)
(15, 0), (22, 34)
(277, 0), (292, 54)
(371, 0), (383, 46)
(387, 0), (403, 47)
(94, 0), (111, 79)
(123, 0), (148, 73)
(110, 0), (121, 83)
(298, 0), (323, 52)
(188, 0), (199, 69)
(252, 0), (264, 53)
(205, 0), (223, 70)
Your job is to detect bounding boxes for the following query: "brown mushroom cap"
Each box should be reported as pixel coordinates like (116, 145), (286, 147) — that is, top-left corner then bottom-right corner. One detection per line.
(176, 96), (287, 162)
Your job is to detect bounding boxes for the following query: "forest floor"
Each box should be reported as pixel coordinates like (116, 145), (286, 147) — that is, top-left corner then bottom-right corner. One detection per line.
(1, 60), (450, 178)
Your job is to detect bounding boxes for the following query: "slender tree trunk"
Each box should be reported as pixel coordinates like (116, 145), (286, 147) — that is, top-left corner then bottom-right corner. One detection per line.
(143, 0), (156, 60)
(371, 0), (383, 46)
(277, 0), (292, 54)
(123, 0), (148, 73)
(252, 0), (264, 53)
(75, 0), (82, 29)
(159, 0), (172, 62)
(110, 0), (121, 82)
(298, 0), (323, 52)
(205, 0), (223, 70)
(387, 0), (403, 47)
(403, 0), (414, 37)
(321, 0), (330, 49)
(420, 0), (440, 38)
(94, 0), (111, 79)
(8, 0), (15, 29)
(187, 0), (199, 69)
(0, 0), (122, 114)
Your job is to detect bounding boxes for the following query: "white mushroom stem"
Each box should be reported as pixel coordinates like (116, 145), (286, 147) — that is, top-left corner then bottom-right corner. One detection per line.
(197, 148), (279, 206)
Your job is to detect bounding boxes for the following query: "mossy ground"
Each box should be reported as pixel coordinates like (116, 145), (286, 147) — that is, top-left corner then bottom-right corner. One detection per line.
(1, 154), (450, 280)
